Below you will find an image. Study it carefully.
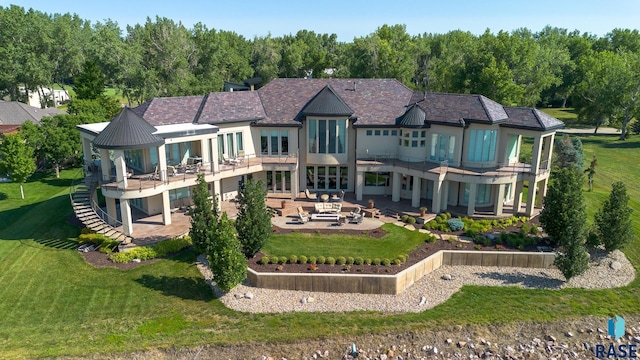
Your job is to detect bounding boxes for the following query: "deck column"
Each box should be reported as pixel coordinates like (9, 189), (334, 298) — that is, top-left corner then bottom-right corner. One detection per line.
(355, 171), (363, 201)
(391, 172), (401, 202)
(441, 180), (449, 213)
(432, 178), (443, 213)
(213, 180), (222, 213)
(99, 148), (111, 181)
(82, 138), (92, 170)
(105, 196), (117, 226)
(513, 180), (524, 214)
(467, 183), (477, 216)
(113, 150), (127, 190)
(211, 138), (219, 174)
(290, 167), (299, 200)
(411, 176), (421, 208)
(525, 177), (538, 216)
(530, 135), (543, 175)
(537, 177), (548, 206)
(158, 144), (167, 181)
(121, 199), (133, 236)
(494, 184), (505, 216)
(161, 190), (172, 225)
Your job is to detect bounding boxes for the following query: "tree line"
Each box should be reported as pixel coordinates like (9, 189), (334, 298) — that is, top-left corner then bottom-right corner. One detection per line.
(1, 5), (639, 136)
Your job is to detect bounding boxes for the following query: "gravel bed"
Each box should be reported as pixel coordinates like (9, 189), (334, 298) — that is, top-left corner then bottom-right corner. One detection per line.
(196, 249), (635, 314)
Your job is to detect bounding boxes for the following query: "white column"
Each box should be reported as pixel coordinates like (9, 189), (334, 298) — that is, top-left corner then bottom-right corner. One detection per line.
(290, 168), (299, 200)
(513, 181), (524, 215)
(494, 184), (505, 216)
(355, 171), (363, 201)
(211, 137), (220, 173)
(105, 196), (117, 226)
(200, 138), (209, 164)
(411, 176), (421, 208)
(391, 172), (401, 202)
(161, 191), (172, 225)
(99, 148), (111, 181)
(432, 178), (443, 213)
(82, 138), (92, 168)
(467, 183), (477, 216)
(157, 144), (167, 181)
(526, 178), (538, 216)
(114, 151), (127, 190)
(121, 198), (133, 236)
(441, 180), (449, 213)
(213, 180), (222, 213)
(530, 135), (543, 174)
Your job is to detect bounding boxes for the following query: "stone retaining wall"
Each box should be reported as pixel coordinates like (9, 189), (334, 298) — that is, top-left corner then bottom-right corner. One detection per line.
(246, 251), (556, 295)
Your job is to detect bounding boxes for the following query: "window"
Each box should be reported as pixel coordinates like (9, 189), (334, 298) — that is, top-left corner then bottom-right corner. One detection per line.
(280, 130), (289, 155)
(400, 129), (426, 147)
(166, 142), (191, 166)
(468, 129), (497, 162)
(374, 130), (381, 136)
(507, 135), (518, 162)
(227, 133), (235, 158)
(260, 130), (268, 154)
(464, 184), (492, 205)
(270, 130), (278, 154)
(430, 134), (456, 162)
(308, 119), (347, 154)
(383, 130), (389, 136)
(411, 140), (418, 147)
(307, 166), (348, 190)
(124, 149), (143, 171)
(364, 172), (389, 187)
(391, 130), (398, 136)
(169, 186), (191, 201)
(261, 129), (289, 156)
(340, 167), (348, 189)
(236, 132), (243, 151)
(366, 130), (373, 136)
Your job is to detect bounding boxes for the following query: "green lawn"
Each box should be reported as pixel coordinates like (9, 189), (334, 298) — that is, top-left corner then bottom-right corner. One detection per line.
(540, 107), (583, 127)
(263, 224), (426, 259)
(1, 135), (640, 358)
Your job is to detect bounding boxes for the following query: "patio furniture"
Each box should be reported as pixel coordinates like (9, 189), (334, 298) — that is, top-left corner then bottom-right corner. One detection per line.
(311, 213), (340, 222)
(297, 212), (309, 223)
(349, 207), (362, 218)
(335, 216), (347, 226)
(320, 194), (330, 202)
(222, 154), (240, 165)
(350, 213), (364, 224)
(297, 206), (309, 216)
(305, 189), (318, 201)
(331, 190), (344, 202)
(166, 165), (177, 177)
(315, 203), (341, 214)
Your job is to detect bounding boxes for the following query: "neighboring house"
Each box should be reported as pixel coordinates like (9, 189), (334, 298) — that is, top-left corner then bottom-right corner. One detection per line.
(19, 86), (71, 108)
(76, 78), (563, 237)
(0, 100), (65, 136)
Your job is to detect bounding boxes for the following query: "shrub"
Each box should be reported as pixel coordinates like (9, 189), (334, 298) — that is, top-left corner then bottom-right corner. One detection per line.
(466, 229), (477, 238)
(298, 255), (307, 264)
(109, 246), (157, 263)
(80, 227), (94, 235)
(407, 217), (416, 225)
(317, 256), (326, 265)
(346, 256), (355, 265)
(382, 258), (391, 266)
(288, 255), (297, 264)
(400, 214), (409, 223)
(326, 257), (336, 265)
(259, 256), (270, 265)
(153, 236), (192, 257)
(447, 218), (464, 231)
(397, 254), (407, 262)
(336, 256), (346, 265)
(530, 225), (540, 235)
(393, 258), (402, 265)
(278, 256), (288, 264)
(365, 258), (372, 265)
(474, 244), (482, 250)
(521, 224), (531, 234)
(425, 234), (437, 243)
(308, 256), (317, 264)
(372, 258), (381, 266)
(354, 257), (364, 265)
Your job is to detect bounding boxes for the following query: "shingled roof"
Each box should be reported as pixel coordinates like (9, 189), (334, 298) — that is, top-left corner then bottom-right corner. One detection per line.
(196, 91), (266, 125)
(0, 100), (64, 126)
(93, 108), (164, 150)
(256, 78), (413, 126)
(502, 107), (565, 131)
(396, 104), (427, 128)
(409, 92), (508, 127)
(300, 85), (354, 117)
(133, 96), (204, 126)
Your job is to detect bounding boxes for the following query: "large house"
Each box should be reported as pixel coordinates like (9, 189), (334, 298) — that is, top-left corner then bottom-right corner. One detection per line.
(0, 100), (65, 136)
(77, 78), (562, 237)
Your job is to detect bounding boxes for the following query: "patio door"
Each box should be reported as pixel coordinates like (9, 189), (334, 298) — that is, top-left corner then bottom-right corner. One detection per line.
(266, 171), (291, 193)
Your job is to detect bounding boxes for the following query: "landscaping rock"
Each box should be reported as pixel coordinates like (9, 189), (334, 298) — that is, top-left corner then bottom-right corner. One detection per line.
(610, 261), (622, 270)
(442, 274), (453, 280)
(308, 296), (315, 303)
(418, 296), (427, 306)
(234, 293), (243, 299)
(245, 292), (254, 299)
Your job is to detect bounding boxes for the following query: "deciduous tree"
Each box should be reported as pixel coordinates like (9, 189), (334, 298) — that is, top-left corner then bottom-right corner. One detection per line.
(594, 181), (634, 252)
(0, 132), (36, 199)
(208, 212), (246, 291)
(235, 179), (272, 257)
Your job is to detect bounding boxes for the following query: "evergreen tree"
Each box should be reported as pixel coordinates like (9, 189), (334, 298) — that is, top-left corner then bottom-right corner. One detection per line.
(0, 133), (36, 199)
(235, 179), (272, 257)
(189, 173), (219, 254)
(208, 212), (247, 292)
(73, 60), (106, 100)
(594, 181), (634, 252)
(540, 168), (589, 280)
(553, 135), (584, 171)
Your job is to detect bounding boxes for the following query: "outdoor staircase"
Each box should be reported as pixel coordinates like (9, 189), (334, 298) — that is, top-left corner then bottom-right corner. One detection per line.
(70, 179), (132, 243)
(380, 206), (402, 220)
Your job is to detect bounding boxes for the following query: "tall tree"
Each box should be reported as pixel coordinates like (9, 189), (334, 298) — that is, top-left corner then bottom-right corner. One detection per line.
(594, 181), (634, 252)
(189, 173), (219, 254)
(73, 60), (106, 100)
(235, 179), (272, 257)
(23, 115), (82, 178)
(540, 168), (589, 280)
(208, 212), (247, 292)
(553, 135), (584, 171)
(0, 132), (36, 199)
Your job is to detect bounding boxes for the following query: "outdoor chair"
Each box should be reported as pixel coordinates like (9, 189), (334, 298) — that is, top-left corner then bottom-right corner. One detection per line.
(349, 207), (362, 218)
(350, 213), (364, 224)
(305, 189), (318, 201)
(222, 154), (240, 166)
(166, 165), (177, 177)
(297, 206), (309, 216)
(297, 212), (309, 223)
(332, 190), (345, 202)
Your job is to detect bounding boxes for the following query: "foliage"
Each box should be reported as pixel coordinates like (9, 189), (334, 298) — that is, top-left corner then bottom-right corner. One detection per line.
(316, 256), (325, 265)
(336, 256), (346, 265)
(288, 255), (297, 264)
(540, 168), (589, 280)
(207, 213), (247, 292)
(553, 135), (584, 171)
(0, 132), (36, 199)
(308, 256), (316, 264)
(382, 258), (391, 266)
(298, 255), (307, 264)
(235, 179), (272, 257)
(73, 60), (106, 100)
(152, 236), (192, 257)
(325, 257), (336, 265)
(594, 181), (634, 252)
(447, 218), (464, 231)
(259, 256), (269, 265)
(109, 246), (157, 263)
(189, 173), (217, 254)
(346, 256), (355, 265)
(584, 155), (597, 191)
(406, 217), (416, 225)
(354, 257), (364, 265)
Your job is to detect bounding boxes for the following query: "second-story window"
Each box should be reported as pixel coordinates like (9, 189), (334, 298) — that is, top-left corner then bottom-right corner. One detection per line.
(468, 129), (497, 162)
(308, 119), (346, 154)
(261, 129), (290, 156)
(430, 134), (456, 162)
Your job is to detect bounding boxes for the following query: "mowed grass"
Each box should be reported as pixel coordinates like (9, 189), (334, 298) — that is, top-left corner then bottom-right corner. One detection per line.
(1, 134), (640, 358)
(263, 224), (426, 259)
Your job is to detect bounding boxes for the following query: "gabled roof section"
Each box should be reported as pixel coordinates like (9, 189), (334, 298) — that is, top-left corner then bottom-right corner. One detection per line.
(410, 92), (508, 126)
(257, 78), (413, 126)
(196, 91), (266, 125)
(133, 96), (204, 126)
(396, 104), (427, 128)
(93, 108), (164, 150)
(0, 100), (64, 126)
(502, 107), (564, 131)
(300, 85), (354, 117)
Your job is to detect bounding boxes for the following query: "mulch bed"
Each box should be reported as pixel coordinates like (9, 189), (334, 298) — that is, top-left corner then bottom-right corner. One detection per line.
(81, 251), (159, 270)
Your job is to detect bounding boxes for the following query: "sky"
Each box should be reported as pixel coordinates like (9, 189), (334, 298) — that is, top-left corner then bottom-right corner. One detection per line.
(3, 0), (640, 41)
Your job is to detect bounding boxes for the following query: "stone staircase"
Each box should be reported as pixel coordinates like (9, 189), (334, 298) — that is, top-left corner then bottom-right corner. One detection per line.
(70, 180), (132, 243)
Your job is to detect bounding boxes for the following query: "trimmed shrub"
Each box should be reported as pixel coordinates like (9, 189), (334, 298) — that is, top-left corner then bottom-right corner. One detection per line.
(326, 257), (336, 265)
(425, 234), (437, 243)
(530, 225), (540, 235)
(393, 258), (402, 265)
(364, 258), (372, 265)
(278, 256), (288, 264)
(346, 256), (355, 265)
(153, 236), (192, 257)
(400, 214), (409, 223)
(288, 255), (298, 264)
(336, 256), (346, 265)
(259, 256), (270, 265)
(447, 217), (464, 231)
(298, 255), (307, 264)
(317, 256), (326, 265)
(382, 258), (391, 266)
(308, 256), (317, 264)
(407, 216), (416, 225)
(109, 246), (157, 263)
(354, 257), (364, 265)
(372, 258), (381, 266)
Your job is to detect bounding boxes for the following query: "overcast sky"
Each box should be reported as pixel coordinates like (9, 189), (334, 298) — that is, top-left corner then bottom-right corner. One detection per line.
(3, 0), (640, 41)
